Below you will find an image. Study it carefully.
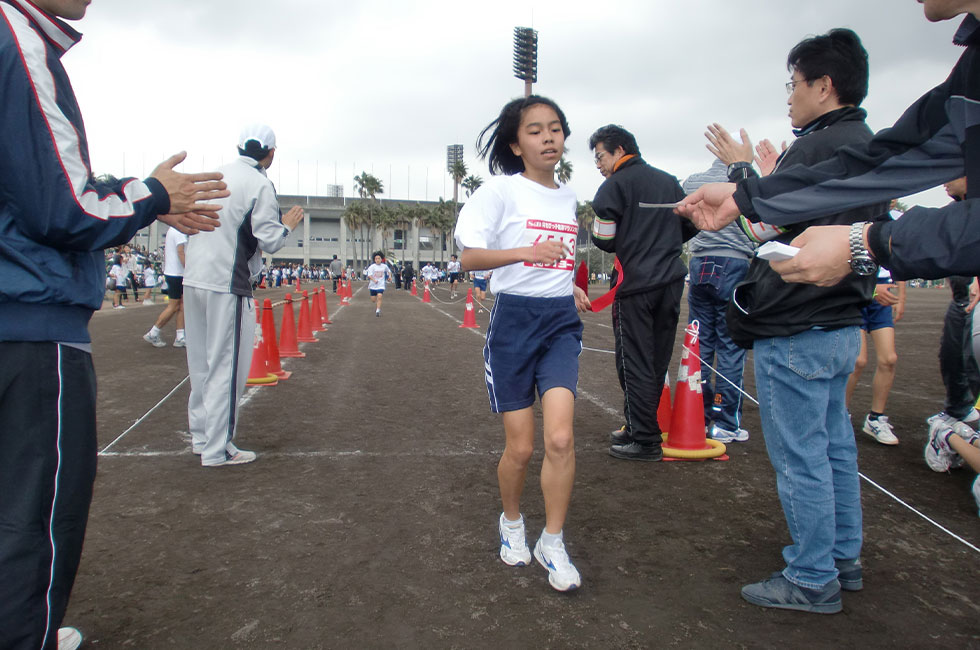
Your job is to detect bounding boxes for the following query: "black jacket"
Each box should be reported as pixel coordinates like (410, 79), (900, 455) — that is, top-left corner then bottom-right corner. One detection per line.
(733, 15), (980, 281)
(726, 107), (885, 348)
(590, 156), (696, 296)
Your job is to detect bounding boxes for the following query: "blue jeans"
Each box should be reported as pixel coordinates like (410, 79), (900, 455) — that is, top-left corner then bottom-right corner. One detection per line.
(687, 256), (749, 430)
(754, 327), (862, 589)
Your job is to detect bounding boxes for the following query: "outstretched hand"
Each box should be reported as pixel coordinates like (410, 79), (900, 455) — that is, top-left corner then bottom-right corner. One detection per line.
(282, 205), (305, 230)
(705, 123), (753, 165)
(674, 182), (739, 231)
(151, 151), (230, 215)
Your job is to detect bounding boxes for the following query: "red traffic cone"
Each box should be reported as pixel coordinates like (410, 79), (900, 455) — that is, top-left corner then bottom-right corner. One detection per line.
(341, 279), (351, 306)
(663, 321), (727, 461)
(319, 285), (332, 324)
(262, 298), (291, 380)
(297, 290), (317, 342)
(422, 281), (431, 303)
(278, 293), (306, 358)
(657, 372), (672, 432)
(295, 276), (301, 292)
(259, 277), (267, 289)
(246, 303), (278, 386)
(310, 289), (326, 332)
(411, 278), (417, 296)
(460, 288), (479, 328)
(575, 261), (590, 297)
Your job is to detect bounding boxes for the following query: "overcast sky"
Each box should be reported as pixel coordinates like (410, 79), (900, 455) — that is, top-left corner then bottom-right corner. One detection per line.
(64, 0), (963, 209)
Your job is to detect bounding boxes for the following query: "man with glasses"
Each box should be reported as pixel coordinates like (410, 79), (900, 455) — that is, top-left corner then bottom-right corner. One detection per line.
(701, 29), (887, 614)
(589, 125), (697, 461)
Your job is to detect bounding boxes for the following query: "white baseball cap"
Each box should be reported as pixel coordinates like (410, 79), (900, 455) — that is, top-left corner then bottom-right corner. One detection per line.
(238, 123), (276, 150)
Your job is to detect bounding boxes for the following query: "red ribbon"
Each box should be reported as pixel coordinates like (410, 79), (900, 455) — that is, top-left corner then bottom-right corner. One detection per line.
(589, 257), (623, 312)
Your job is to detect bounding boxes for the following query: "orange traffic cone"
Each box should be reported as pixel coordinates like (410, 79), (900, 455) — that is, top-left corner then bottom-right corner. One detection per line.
(246, 303), (278, 386)
(663, 321), (727, 461)
(422, 281), (431, 303)
(262, 298), (291, 380)
(295, 276), (301, 292)
(411, 279), (417, 296)
(341, 279), (351, 306)
(319, 286), (332, 324)
(278, 293), (306, 358)
(297, 291), (317, 342)
(657, 372), (672, 432)
(310, 289), (326, 332)
(460, 288), (478, 328)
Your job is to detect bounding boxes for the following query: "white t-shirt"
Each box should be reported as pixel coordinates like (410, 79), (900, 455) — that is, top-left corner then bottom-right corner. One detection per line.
(110, 263), (127, 286)
(454, 174), (577, 298)
(366, 263), (391, 290)
(163, 228), (188, 276)
(143, 267), (156, 287)
(447, 260), (461, 274)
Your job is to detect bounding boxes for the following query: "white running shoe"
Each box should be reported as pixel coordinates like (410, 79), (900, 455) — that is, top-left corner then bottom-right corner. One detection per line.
(924, 420), (959, 473)
(498, 513), (531, 566)
(143, 332), (166, 348)
(927, 412), (977, 440)
(203, 450), (257, 467)
(173, 338), (186, 348)
(58, 627), (82, 650)
(862, 415), (899, 445)
(709, 424), (749, 443)
(963, 408), (980, 424)
(533, 535), (581, 592)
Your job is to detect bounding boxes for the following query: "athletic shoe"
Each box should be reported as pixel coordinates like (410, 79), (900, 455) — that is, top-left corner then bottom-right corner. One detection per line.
(498, 513), (531, 566)
(376, 310), (381, 317)
(924, 420), (959, 473)
(533, 536), (581, 592)
(143, 332), (166, 348)
(608, 441), (663, 462)
(709, 424), (749, 443)
(835, 557), (863, 592)
(963, 408), (980, 424)
(927, 412), (976, 440)
(972, 476), (980, 518)
(113, 305), (125, 309)
(862, 415), (899, 445)
(58, 627), (82, 650)
(142, 298), (155, 306)
(740, 573), (842, 614)
(203, 450), (256, 467)
(610, 425), (630, 446)
(173, 338), (186, 348)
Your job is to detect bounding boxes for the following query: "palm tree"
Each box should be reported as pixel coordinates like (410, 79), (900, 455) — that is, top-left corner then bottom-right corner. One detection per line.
(342, 201), (368, 270)
(375, 203), (398, 255)
(556, 157), (573, 185)
(429, 200), (456, 267)
(448, 161), (468, 256)
(353, 172), (384, 267)
(576, 200), (600, 273)
(462, 174), (483, 197)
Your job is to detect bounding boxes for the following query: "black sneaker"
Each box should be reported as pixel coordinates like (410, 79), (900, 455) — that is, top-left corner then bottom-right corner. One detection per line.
(610, 425), (631, 446)
(608, 441), (663, 462)
(741, 573), (842, 614)
(835, 558), (863, 591)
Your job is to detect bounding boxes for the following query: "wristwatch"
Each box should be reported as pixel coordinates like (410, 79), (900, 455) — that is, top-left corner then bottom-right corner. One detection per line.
(848, 221), (877, 276)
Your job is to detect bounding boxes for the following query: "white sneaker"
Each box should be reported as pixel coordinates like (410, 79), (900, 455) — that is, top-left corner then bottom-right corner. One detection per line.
(143, 332), (166, 348)
(533, 535), (581, 592)
(58, 627), (82, 650)
(498, 513), (531, 566)
(203, 450), (256, 467)
(963, 408), (980, 424)
(927, 412), (977, 440)
(709, 424), (749, 443)
(924, 420), (959, 473)
(173, 338), (186, 348)
(862, 415), (898, 445)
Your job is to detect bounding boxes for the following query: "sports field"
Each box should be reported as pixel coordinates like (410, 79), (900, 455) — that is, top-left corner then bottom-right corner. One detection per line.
(68, 283), (978, 648)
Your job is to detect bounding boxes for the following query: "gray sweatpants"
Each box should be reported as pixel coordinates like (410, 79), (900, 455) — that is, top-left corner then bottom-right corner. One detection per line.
(183, 286), (256, 465)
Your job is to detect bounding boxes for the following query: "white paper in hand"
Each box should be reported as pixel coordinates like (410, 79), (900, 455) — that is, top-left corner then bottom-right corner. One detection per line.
(756, 241), (800, 262)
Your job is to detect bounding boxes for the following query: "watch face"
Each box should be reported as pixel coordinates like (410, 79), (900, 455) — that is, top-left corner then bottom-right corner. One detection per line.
(851, 258), (877, 276)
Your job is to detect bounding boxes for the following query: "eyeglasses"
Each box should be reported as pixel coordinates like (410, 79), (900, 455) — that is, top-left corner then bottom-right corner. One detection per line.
(785, 79), (808, 95)
(594, 151), (607, 164)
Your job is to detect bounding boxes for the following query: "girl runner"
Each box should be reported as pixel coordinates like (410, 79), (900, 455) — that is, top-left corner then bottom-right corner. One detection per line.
(455, 95), (590, 592)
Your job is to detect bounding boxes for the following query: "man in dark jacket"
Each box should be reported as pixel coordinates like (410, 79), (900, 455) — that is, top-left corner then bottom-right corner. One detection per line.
(706, 28), (886, 615)
(0, 1), (227, 646)
(678, 4), (980, 287)
(590, 125), (698, 461)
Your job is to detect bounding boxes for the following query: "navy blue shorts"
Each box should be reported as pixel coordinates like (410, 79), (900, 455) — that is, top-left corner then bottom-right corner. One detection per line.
(164, 275), (183, 300)
(861, 300), (894, 331)
(483, 293), (583, 413)
(370, 288), (384, 296)
(473, 278), (487, 291)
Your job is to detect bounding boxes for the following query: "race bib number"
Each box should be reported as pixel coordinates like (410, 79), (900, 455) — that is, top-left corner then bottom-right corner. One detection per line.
(524, 219), (577, 271)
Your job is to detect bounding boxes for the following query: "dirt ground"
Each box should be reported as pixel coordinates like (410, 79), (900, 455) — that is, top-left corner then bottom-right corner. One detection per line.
(64, 282), (978, 648)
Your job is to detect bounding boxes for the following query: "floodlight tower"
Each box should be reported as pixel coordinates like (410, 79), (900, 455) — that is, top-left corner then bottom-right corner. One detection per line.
(513, 27), (538, 98)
